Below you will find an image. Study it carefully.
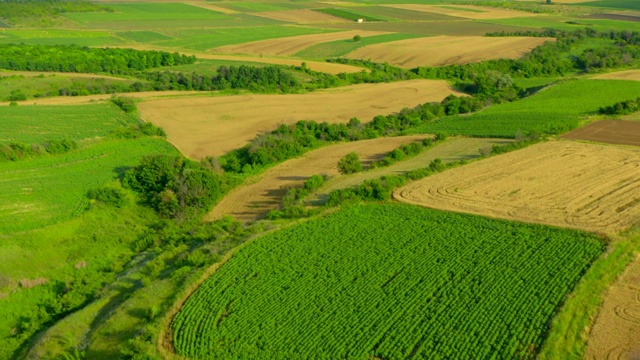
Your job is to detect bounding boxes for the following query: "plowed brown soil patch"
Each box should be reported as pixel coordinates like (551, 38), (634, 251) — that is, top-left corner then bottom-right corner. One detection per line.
(251, 9), (349, 23)
(592, 70), (640, 81)
(137, 80), (463, 159)
(562, 120), (640, 147)
(206, 136), (427, 222)
(586, 254), (640, 360)
(216, 30), (389, 56)
(394, 141), (640, 235)
(383, 4), (538, 20)
(345, 36), (553, 68)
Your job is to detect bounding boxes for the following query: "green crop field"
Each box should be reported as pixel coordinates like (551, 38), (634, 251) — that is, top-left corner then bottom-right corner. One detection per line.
(172, 204), (603, 359)
(354, 5), (463, 21)
(63, 3), (224, 22)
(314, 8), (391, 22)
(408, 79), (640, 137)
(0, 137), (178, 233)
(580, 0), (640, 11)
(482, 16), (640, 32)
(217, 2), (310, 12)
(0, 29), (125, 46)
(295, 33), (421, 58)
(325, 20), (539, 36)
(0, 103), (137, 144)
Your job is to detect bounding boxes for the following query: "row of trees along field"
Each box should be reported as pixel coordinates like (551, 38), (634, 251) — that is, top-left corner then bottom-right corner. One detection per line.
(0, 44), (195, 74)
(414, 29), (640, 80)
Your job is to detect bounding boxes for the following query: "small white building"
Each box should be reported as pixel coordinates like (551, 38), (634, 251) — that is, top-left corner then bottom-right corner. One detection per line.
(356, 18), (365, 23)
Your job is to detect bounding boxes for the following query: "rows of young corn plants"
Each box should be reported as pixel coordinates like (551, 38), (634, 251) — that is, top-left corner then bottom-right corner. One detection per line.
(172, 204), (604, 359)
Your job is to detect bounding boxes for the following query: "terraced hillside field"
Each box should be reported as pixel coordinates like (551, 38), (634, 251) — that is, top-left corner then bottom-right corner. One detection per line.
(172, 204), (604, 359)
(345, 36), (553, 68)
(138, 80), (463, 158)
(394, 141), (640, 235)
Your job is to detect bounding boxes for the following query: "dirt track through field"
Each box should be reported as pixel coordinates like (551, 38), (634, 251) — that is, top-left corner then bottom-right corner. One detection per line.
(311, 137), (511, 202)
(345, 36), (553, 68)
(215, 30), (389, 56)
(586, 254), (640, 360)
(592, 70), (640, 81)
(562, 120), (640, 147)
(251, 9), (350, 23)
(137, 79), (463, 158)
(206, 136), (427, 222)
(383, 4), (539, 20)
(394, 141), (640, 235)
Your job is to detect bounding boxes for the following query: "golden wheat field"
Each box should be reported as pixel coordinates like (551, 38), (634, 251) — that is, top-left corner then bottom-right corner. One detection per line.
(137, 79), (463, 158)
(215, 30), (389, 56)
(394, 141), (640, 235)
(592, 69), (640, 81)
(345, 36), (554, 68)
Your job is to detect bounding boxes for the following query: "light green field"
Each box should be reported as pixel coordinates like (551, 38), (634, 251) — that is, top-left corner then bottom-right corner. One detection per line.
(117, 30), (173, 43)
(0, 103), (137, 144)
(0, 28), (125, 46)
(63, 3), (224, 22)
(295, 33), (421, 58)
(0, 138), (178, 233)
(216, 2), (311, 12)
(482, 16), (640, 32)
(407, 79), (640, 137)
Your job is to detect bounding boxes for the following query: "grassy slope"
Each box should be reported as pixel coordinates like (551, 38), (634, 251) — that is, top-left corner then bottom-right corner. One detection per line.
(0, 103), (137, 143)
(407, 79), (640, 137)
(0, 75), (137, 102)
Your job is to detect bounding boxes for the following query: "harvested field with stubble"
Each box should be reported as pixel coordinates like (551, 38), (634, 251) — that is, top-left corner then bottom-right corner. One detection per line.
(562, 120), (640, 147)
(206, 136), (428, 222)
(138, 80), (463, 158)
(251, 9), (349, 23)
(383, 4), (539, 20)
(592, 69), (640, 81)
(394, 141), (640, 235)
(345, 36), (554, 68)
(586, 254), (640, 360)
(215, 30), (389, 56)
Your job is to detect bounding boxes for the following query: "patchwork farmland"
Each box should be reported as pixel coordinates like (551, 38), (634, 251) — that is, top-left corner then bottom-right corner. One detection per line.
(1, 0), (640, 358)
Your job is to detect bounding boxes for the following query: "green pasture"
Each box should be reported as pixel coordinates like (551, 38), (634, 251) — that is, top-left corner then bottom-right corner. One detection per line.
(117, 30), (173, 43)
(216, 2), (312, 12)
(407, 79), (640, 137)
(173, 203), (603, 359)
(0, 28), (124, 46)
(0, 138), (178, 233)
(63, 3), (224, 22)
(483, 16), (640, 32)
(295, 33), (421, 58)
(0, 74), (137, 102)
(0, 103), (137, 144)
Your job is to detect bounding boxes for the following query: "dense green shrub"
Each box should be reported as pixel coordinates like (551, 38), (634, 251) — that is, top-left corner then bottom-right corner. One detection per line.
(337, 152), (362, 174)
(111, 96), (137, 113)
(87, 187), (128, 208)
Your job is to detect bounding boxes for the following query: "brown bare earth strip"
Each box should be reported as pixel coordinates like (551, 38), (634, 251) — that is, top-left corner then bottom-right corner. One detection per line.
(345, 36), (553, 68)
(562, 120), (640, 147)
(206, 136), (427, 222)
(250, 9), (350, 24)
(0, 90), (206, 106)
(215, 30), (389, 56)
(592, 70), (640, 81)
(383, 4), (539, 20)
(585, 254), (640, 360)
(137, 80), (463, 159)
(394, 141), (640, 235)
